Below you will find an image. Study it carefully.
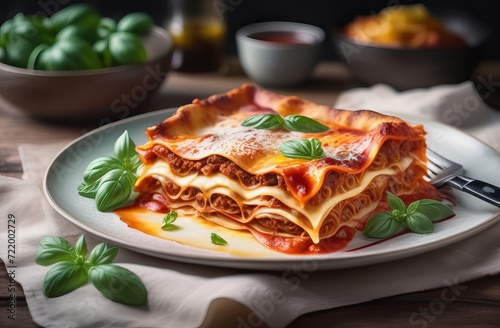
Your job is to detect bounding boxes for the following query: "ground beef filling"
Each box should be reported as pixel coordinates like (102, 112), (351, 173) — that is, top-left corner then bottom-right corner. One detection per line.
(141, 140), (415, 237)
(150, 145), (286, 188)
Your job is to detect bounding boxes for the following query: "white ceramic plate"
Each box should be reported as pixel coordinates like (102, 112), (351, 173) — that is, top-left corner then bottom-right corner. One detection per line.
(43, 109), (500, 270)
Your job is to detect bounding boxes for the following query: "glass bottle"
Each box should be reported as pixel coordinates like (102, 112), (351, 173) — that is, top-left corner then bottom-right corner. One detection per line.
(166, 0), (226, 73)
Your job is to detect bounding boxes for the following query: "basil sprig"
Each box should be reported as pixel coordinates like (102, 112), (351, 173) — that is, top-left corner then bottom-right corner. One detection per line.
(241, 114), (329, 133)
(363, 192), (455, 238)
(279, 138), (324, 160)
(242, 114), (328, 160)
(35, 234), (147, 306)
(78, 130), (141, 212)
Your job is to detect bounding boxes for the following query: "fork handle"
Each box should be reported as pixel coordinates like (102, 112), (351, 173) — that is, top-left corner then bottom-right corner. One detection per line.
(447, 176), (500, 208)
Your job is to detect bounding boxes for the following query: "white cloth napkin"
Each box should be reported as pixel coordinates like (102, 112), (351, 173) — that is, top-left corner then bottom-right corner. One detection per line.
(335, 82), (500, 153)
(1, 82), (500, 328)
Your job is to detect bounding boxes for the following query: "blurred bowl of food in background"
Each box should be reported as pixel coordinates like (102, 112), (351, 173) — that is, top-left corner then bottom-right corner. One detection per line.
(0, 4), (173, 122)
(333, 4), (490, 90)
(236, 21), (325, 87)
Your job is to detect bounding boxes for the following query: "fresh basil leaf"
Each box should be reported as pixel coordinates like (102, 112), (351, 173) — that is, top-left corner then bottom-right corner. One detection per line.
(407, 200), (420, 214)
(161, 210), (180, 231)
(95, 169), (136, 212)
(241, 114), (284, 130)
(161, 224), (180, 231)
(74, 234), (87, 258)
(37, 38), (103, 71)
(404, 212), (434, 234)
(83, 156), (124, 183)
(415, 199), (455, 222)
(97, 17), (117, 39)
(283, 115), (329, 133)
(128, 154), (142, 175)
(116, 12), (153, 34)
(387, 192), (407, 214)
(77, 180), (101, 198)
(163, 210), (177, 225)
(108, 32), (147, 65)
(113, 130), (138, 170)
(210, 233), (228, 246)
(93, 37), (116, 67)
(35, 247), (77, 266)
(87, 243), (118, 266)
(279, 138), (324, 160)
(48, 3), (100, 32)
(35, 236), (77, 266)
(363, 212), (400, 238)
(38, 236), (75, 252)
(89, 264), (147, 306)
(42, 261), (88, 298)
(56, 24), (99, 43)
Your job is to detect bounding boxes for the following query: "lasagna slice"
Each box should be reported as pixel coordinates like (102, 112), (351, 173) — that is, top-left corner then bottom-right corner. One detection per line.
(134, 84), (440, 254)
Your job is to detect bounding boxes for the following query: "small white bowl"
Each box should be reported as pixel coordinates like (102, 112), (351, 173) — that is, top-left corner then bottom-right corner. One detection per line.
(236, 22), (325, 87)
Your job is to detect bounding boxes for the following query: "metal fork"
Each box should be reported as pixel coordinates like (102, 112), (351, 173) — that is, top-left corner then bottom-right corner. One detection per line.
(426, 148), (500, 208)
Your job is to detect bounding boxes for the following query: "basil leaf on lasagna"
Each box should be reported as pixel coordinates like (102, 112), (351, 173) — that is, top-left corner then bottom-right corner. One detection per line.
(241, 113), (284, 130)
(283, 115), (329, 133)
(279, 138), (324, 160)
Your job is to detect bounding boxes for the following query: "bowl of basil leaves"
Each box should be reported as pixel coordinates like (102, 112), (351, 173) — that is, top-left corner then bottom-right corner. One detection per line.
(0, 4), (173, 122)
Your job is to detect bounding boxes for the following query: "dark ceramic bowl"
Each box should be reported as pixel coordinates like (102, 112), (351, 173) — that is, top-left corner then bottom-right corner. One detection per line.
(0, 26), (173, 122)
(333, 10), (490, 90)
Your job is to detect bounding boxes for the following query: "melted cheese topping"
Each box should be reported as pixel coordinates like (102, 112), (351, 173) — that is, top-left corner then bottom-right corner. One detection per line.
(138, 84), (426, 205)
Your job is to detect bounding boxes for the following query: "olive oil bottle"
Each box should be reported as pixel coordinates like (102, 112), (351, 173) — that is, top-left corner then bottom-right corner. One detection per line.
(166, 0), (226, 73)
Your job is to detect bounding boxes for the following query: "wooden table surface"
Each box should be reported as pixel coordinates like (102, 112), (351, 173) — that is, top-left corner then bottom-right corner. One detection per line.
(1, 60), (499, 327)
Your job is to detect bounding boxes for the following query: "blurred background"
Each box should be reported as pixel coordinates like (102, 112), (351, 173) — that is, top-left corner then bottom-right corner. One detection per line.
(1, 0), (498, 61)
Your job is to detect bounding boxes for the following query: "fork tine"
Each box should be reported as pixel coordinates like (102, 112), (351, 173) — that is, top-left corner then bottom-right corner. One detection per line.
(427, 148), (453, 167)
(425, 147), (464, 186)
(427, 160), (443, 173)
(425, 155), (442, 176)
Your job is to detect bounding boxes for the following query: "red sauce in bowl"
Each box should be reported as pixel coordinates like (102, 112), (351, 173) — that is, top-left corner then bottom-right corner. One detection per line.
(248, 31), (315, 45)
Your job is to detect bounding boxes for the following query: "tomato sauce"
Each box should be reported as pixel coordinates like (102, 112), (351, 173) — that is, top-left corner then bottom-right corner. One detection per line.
(251, 225), (358, 254)
(116, 184), (445, 256)
(248, 31), (315, 45)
